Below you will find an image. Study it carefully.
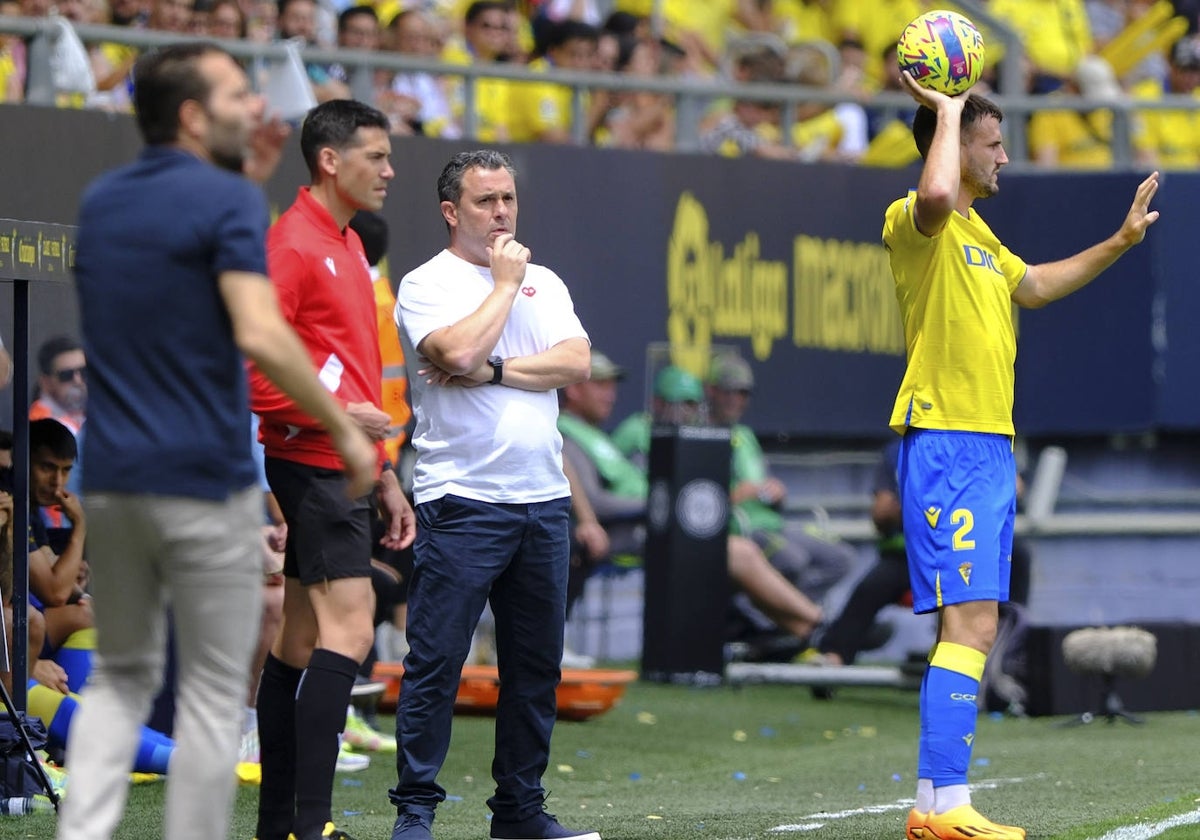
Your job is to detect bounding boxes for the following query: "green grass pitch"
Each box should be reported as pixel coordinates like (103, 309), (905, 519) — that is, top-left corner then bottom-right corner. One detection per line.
(7, 680), (1199, 839)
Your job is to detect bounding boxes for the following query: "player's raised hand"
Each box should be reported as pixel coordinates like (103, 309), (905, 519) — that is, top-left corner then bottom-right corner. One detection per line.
(899, 70), (969, 112)
(1118, 171), (1161, 247)
(487, 233), (530, 289)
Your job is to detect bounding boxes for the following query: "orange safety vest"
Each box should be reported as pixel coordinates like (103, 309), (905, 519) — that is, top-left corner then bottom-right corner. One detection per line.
(29, 399), (84, 437)
(374, 273), (412, 463)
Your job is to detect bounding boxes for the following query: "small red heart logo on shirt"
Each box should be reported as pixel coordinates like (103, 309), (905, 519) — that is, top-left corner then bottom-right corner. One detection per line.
(521, 286), (536, 297)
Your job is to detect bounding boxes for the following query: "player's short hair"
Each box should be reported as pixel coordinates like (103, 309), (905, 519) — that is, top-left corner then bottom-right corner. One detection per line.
(912, 94), (1004, 159)
(436, 149), (516, 206)
(299, 99), (391, 179)
(133, 42), (232, 146)
(30, 418), (77, 462)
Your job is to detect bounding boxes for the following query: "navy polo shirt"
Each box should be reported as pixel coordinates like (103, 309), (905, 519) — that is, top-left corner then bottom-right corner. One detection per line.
(74, 146), (267, 500)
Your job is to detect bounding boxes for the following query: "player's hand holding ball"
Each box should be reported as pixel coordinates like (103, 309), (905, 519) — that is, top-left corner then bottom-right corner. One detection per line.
(897, 10), (985, 96)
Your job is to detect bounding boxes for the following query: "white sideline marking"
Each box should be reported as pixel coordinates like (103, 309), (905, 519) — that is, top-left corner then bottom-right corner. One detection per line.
(767, 778), (1029, 834)
(766, 825), (823, 833)
(1087, 807), (1200, 840)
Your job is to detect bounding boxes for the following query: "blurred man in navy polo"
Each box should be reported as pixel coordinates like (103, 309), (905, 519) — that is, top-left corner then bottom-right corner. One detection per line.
(60, 42), (376, 840)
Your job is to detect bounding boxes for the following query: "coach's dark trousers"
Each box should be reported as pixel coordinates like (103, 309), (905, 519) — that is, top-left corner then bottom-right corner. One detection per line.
(390, 494), (571, 821)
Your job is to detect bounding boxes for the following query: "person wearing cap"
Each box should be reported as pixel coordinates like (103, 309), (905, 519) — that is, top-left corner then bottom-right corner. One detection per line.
(609, 364), (705, 466)
(557, 351), (642, 627)
(560, 354), (824, 648)
(705, 354), (855, 634)
(1129, 35), (1200, 169)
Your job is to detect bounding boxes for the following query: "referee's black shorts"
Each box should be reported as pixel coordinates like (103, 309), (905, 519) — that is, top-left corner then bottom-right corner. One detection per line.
(266, 456), (372, 585)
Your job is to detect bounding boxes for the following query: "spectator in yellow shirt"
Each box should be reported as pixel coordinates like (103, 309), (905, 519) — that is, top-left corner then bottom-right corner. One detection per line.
(1028, 55), (1141, 168)
(788, 46), (868, 162)
(833, 0), (920, 90)
(442, 0), (522, 141)
(593, 33), (675, 150)
(0, 0), (25, 103)
(862, 41), (921, 168)
(699, 47), (795, 159)
(1131, 36), (1200, 169)
(990, 0), (1093, 91)
(614, 0), (772, 73)
(772, 0), (840, 46)
(509, 20), (599, 143)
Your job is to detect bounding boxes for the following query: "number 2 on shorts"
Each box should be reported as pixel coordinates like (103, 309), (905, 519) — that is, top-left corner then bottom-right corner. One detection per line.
(951, 508), (975, 551)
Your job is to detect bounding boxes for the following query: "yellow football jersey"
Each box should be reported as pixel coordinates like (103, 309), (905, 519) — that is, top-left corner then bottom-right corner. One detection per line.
(790, 107), (843, 158)
(441, 40), (515, 142)
(1028, 108), (1113, 169)
(1131, 78), (1200, 170)
(772, 0), (839, 45)
(988, 0), (1091, 78)
(861, 119), (920, 168)
(507, 56), (574, 143)
(616, 0), (736, 59)
(883, 190), (1028, 435)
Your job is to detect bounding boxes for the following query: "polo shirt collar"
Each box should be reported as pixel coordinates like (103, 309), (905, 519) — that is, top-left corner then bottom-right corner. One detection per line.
(293, 187), (349, 239)
(142, 145), (202, 165)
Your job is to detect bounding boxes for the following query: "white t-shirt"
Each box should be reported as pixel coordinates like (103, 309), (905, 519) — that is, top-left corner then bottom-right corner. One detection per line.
(396, 249), (588, 505)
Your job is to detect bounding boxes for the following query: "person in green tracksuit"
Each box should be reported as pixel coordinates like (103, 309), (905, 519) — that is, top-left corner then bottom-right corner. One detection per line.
(560, 352), (824, 644)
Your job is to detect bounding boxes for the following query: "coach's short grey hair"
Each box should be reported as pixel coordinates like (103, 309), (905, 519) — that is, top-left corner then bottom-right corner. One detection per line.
(437, 149), (516, 205)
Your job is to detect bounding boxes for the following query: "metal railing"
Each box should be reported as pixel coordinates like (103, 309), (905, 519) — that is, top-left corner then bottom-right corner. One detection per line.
(2, 14), (1194, 166)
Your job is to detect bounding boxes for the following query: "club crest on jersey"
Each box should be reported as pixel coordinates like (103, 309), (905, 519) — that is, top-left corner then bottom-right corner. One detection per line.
(958, 562), (972, 585)
(962, 244), (1003, 277)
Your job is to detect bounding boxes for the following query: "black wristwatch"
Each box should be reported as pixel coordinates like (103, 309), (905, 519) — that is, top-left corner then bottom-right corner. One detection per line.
(487, 355), (504, 385)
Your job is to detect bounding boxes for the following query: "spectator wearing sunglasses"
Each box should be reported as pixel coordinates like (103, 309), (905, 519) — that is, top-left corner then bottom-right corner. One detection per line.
(30, 335), (88, 437)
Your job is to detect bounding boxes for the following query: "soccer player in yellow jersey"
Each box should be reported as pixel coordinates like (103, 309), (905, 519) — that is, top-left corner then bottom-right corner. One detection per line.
(884, 73), (1160, 840)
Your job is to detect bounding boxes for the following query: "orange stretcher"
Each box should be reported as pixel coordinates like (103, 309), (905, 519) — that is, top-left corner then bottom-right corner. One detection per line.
(371, 662), (637, 721)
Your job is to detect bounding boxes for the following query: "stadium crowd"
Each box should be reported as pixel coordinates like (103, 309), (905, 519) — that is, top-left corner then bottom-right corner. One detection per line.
(3, 0), (1200, 166)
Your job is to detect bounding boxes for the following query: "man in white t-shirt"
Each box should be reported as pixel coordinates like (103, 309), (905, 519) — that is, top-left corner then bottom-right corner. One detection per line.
(391, 149), (597, 840)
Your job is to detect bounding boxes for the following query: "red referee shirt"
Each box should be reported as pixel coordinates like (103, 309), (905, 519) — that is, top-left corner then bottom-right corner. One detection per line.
(249, 187), (385, 470)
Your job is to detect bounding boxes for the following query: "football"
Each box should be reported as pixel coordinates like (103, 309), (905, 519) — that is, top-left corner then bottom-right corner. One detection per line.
(897, 9), (986, 96)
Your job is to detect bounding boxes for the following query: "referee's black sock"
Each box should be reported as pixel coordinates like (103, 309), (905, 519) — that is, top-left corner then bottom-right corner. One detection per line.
(256, 653), (303, 840)
(294, 648), (359, 840)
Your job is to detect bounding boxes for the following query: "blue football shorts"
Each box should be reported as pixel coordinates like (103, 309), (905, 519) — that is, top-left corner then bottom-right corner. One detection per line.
(897, 429), (1016, 614)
